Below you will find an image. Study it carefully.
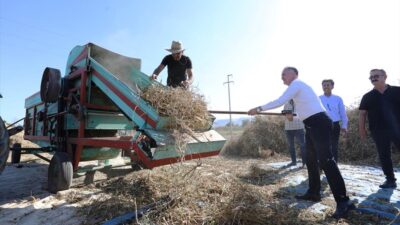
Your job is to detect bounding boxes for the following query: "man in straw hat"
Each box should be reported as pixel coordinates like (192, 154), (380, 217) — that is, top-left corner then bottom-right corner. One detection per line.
(151, 41), (193, 89)
(248, 67), (355, 219)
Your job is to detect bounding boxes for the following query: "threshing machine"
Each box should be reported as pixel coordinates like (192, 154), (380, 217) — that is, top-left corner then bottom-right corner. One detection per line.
(15, 43), (225, 193)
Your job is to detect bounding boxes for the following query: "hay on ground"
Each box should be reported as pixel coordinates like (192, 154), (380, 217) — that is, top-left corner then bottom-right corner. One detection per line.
(221, 116), (287, 158)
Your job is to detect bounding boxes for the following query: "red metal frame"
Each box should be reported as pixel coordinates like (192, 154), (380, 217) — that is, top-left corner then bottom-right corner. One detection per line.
(24, 135), (50, 141)
(61, 68), (157, 170)
(131, 143), (220, 169)
(70, 70), (88, 169)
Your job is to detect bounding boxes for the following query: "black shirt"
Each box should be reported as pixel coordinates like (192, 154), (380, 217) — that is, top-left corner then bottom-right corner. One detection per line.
(161, 55), (192, 87)
(359, 85), (400, 131)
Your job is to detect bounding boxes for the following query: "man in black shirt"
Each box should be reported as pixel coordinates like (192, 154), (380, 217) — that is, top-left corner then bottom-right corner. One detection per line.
(359, 69), (400, 189)
(151, 41), (193, 88)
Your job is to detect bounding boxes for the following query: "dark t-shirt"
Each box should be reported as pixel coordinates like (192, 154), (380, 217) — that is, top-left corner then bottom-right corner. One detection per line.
(161, 55), (192, 87)
(359, 85), (400, 131)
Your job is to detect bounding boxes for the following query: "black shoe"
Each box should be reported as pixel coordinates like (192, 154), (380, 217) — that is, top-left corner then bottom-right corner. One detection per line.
(379, 180), (397, 189)
(295, 192), (321, 202)
(332, 200), (356, 219)
(287, 162), (296, 167)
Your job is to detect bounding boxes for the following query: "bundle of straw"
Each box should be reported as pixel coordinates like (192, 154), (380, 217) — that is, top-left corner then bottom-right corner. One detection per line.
(141, 84), (212, 133)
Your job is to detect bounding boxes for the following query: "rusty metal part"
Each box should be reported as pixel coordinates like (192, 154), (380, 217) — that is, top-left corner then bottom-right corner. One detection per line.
(6, 117), (24, 129)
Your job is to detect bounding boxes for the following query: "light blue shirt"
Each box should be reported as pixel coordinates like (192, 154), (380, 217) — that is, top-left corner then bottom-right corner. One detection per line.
(319, 94), (348, 129)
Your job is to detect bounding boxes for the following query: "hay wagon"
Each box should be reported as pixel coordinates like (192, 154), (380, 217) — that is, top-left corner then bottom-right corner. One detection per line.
(6, 43), (225, 193)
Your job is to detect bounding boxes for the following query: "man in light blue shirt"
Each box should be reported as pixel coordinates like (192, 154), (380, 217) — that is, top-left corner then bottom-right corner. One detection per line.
(319, 79), (348, 162)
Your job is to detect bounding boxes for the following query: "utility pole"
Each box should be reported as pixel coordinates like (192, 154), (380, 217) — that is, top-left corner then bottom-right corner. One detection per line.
(223, 74), (234, 138)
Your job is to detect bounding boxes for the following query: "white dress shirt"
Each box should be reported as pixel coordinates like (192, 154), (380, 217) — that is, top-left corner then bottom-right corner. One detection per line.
(283, 101), (304, 130)
(319, 94), (348, 129)
(259, 79), (326, 121)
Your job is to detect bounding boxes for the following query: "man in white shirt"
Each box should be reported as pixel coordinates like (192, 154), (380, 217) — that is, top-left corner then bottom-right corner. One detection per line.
(248, 67), (354, 219)
(319, 79), (348, 162)
(283, 100), (306, 167)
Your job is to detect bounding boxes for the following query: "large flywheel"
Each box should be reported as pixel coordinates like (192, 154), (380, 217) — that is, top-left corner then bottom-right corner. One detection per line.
(40, 67), (61, 103)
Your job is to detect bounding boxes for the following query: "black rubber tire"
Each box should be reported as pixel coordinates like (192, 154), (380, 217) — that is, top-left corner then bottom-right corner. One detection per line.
(40, 67), (61, 103)
(0, 117), (9, 174)
(48, 152), (73, 193)
(11, 143), (21, 164)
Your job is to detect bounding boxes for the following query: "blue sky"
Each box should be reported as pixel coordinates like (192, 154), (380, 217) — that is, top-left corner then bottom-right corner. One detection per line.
(0, 0), (399, 123)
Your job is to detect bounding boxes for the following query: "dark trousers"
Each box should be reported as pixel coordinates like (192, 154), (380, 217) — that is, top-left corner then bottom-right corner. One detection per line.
(285, 129), (306, 164)
(331, 122), (341, 162)
(370, 129), (400, 182)
(303, 112), (349, 203)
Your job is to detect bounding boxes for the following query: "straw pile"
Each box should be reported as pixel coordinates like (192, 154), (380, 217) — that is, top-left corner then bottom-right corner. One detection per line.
(221, 116), (287, 158)
(74, 157), (387, 225)
(75, 158), (302, 225)
(6, 124), (38, 148)
(338, 108), (385, 164)
(141, 84), (212, 133)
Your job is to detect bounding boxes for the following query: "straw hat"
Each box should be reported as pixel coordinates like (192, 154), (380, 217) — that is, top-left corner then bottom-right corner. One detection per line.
(165, 41), (185, 53)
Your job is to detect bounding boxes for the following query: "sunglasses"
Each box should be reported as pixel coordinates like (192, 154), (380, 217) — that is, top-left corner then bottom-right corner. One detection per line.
(369, 74), (382, 80)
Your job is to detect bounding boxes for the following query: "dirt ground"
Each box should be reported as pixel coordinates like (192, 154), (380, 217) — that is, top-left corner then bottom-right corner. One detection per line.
(0, 152), (399, 225)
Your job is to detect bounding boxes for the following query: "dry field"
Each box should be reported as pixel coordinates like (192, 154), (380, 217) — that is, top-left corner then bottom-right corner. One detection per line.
(1, 151), (397, 225)
(1, 89), (399, 224)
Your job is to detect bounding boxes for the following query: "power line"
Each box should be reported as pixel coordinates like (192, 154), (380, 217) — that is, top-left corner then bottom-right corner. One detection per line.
(223, 74), (234, 138)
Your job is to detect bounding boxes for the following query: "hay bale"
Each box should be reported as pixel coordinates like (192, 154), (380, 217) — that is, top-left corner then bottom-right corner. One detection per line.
(141, 84), (212, 132)
(221, 116), (287, 157)
(339, 108), (381, 164)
